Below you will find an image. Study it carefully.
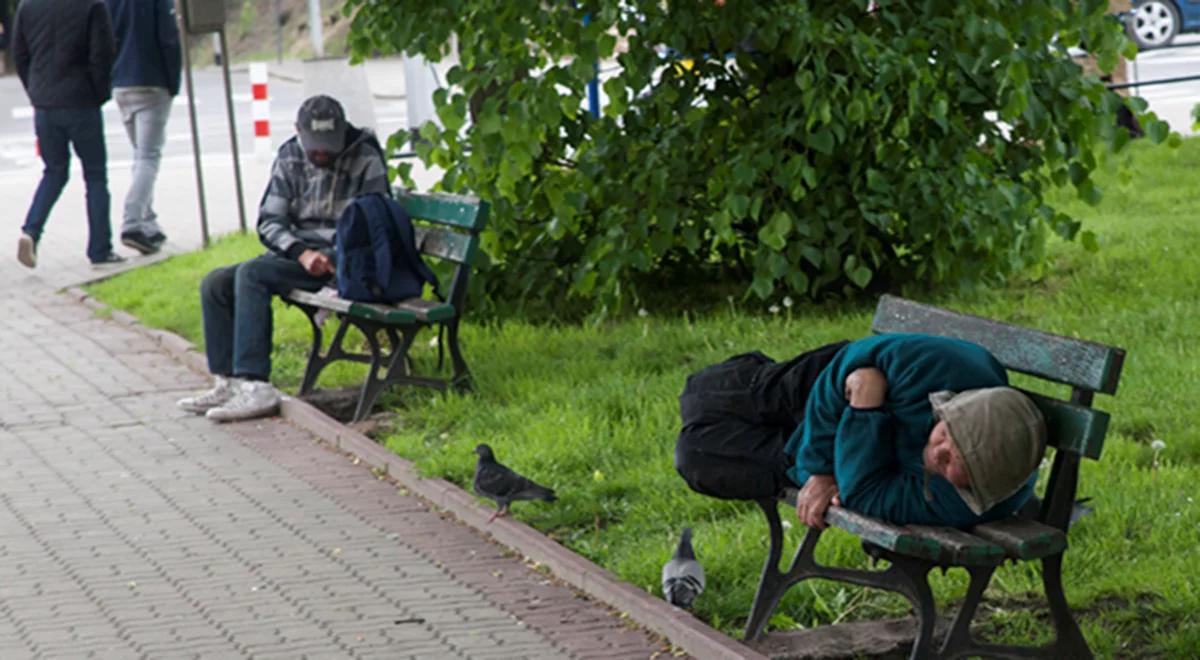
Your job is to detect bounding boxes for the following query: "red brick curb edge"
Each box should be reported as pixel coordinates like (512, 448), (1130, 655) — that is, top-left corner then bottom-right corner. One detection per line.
(68, 287), (767, 660)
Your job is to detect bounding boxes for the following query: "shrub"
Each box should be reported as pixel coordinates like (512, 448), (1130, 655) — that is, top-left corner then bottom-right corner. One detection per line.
(345, 0), (1163, 313)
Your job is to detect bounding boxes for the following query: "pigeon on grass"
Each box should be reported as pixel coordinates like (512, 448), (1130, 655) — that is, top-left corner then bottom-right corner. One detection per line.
(472, 443), (557, 523)
(662, 527), (705, 609)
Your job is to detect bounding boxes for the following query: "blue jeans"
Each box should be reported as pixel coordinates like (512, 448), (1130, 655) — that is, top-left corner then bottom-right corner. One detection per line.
(22, 107), (113, 262)
(200, 252), (329, 380)
(114, 87), (172, 237)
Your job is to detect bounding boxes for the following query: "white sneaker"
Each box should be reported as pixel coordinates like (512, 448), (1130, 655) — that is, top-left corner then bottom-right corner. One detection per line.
(177, 376), (239, 413)
(205, 380), (281, 422)
(17, 233), (36, 269)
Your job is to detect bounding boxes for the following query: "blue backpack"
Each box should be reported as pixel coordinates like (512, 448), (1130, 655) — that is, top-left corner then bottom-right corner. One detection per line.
(335, 193), (439, 303)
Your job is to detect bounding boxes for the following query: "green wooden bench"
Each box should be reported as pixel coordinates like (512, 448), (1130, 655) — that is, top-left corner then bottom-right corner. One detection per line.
(744, 294), (1125, 659)
(283, 191), (489, 422)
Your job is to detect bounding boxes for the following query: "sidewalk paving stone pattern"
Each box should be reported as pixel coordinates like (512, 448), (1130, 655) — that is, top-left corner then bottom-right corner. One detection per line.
(0, 290), (676, 659)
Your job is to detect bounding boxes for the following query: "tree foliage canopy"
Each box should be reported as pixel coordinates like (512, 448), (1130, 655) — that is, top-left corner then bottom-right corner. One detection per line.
(345, 0), (1160, 312)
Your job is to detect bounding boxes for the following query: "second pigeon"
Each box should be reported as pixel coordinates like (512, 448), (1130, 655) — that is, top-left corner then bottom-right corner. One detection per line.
(473, 443), (558, 522)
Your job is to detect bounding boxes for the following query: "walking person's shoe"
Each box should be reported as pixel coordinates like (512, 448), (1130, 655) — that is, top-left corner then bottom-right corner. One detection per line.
(17, 233), (37, 269)
(121, 229), (162, 256)
(177, 376), (240, 413)
(205, 380), (281, 422)
(91, 252), (128, 269)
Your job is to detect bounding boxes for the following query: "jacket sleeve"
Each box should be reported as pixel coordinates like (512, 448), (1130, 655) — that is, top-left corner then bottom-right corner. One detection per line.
(158, 0), (182, 96)
(833, 409), (980, 526)
(257, 159), (307, 260)
(12, 7), (29, 90)
(790, 338), (881, 478)
(88, 3), (116, 104)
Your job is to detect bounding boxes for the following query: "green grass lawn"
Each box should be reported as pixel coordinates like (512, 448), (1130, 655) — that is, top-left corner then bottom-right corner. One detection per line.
(87, 138), (1200, 655)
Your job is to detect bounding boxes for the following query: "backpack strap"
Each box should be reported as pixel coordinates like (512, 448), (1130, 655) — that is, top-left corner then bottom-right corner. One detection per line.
(386, 196), (440, 296)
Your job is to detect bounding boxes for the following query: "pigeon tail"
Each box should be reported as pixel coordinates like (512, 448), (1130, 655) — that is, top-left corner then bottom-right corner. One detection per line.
(527, 484), (557, 503)
(673, 527), (696, 561)
(662, 527), (705, 609)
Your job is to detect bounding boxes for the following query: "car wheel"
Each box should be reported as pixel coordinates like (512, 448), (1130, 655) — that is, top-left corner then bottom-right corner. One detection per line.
(1126, 0), (1180, 50)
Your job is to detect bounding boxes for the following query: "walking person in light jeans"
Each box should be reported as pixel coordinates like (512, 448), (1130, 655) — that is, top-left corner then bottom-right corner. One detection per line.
(106, 0), (181, 254)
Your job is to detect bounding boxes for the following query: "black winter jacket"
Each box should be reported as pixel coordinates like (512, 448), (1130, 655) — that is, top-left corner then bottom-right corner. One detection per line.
(13, 0), (115, 108)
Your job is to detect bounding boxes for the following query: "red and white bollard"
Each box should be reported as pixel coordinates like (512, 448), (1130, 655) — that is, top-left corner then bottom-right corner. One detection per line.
(250, 62), (271, 158)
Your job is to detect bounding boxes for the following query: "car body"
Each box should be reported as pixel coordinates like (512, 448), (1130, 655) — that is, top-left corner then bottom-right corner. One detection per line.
(1125, 0), (1200, 49)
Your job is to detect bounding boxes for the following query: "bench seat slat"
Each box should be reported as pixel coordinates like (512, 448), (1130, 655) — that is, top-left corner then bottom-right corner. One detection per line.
(970, 517), (1067, 560)
(826, 507), (1005, 566)
(285, 289), (353, 313)
(286, 289), (455, 324)
(871, 294), (1125, 395)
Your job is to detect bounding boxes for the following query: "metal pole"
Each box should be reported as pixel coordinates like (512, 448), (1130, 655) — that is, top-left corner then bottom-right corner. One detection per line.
(275, 0), (283, 64)
(308, 0), (324, 58)
(178, 12), (210, 247)
(218, 28), (248, 233)
(583, 12), (599, 118)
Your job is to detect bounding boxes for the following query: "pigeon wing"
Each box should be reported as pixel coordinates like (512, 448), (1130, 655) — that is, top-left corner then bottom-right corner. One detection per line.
(475, 459), (528, 503)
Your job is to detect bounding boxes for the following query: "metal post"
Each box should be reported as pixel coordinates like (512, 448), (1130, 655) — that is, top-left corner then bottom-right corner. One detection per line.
(308, 0), (324, 58)
(178, 13), (211, 247)
(218, 28), (248, 233)
(275, 0), (284, 63)
(583, 12), (599, 118)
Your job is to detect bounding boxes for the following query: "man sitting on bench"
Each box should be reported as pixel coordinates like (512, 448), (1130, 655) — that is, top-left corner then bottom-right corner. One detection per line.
(176, 95), (389, 422)
(675, 333), (1046, 527)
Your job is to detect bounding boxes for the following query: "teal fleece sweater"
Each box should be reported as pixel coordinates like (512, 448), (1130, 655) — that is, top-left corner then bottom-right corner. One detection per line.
(782, 334), (1037, 527)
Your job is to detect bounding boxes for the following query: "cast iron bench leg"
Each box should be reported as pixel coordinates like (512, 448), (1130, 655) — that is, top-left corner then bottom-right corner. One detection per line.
(879, 553), (938, 660)
(1044, 552), (1093, 659)
(744, 498), (806, 641)
(937, 565), (995, 658)
(446, 318), (473, 391)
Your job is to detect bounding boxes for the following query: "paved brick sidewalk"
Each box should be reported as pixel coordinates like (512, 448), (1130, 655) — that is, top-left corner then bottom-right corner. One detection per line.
(0, 289), (675, 659)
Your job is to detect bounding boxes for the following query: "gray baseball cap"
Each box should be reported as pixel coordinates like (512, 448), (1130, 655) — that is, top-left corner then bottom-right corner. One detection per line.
(929, 387), (1047, 515)
(296, 95), (348, 154)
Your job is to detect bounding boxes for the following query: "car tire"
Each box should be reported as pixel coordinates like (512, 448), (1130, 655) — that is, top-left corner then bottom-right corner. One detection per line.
(1126, 0), (1180, 50)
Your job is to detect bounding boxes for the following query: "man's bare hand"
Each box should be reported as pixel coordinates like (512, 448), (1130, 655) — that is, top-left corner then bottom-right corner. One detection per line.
(298, 249), (334, 277)
(845, 367), (887, 409)
(796, 474), (839, 529)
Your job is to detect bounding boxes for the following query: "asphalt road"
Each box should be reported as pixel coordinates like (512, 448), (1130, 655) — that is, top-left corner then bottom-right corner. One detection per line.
(0, 64), (411, 175)
(1126, 33), (1200, 134)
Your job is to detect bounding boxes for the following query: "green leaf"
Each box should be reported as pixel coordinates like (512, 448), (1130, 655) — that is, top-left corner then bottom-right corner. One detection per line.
(844, 255), (872, 289)
(808, 129), (834, 155)
(1079, 230), (1100, 253)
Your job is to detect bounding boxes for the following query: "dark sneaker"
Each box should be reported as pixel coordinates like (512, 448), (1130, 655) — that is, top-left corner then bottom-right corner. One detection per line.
(148, 232), (167, 247)
(121, 230), (161, 255)
(91, 252), (128, 269)
(17, 233), (37, 269)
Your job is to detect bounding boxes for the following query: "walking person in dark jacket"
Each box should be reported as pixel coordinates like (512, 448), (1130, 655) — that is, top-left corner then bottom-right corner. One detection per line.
(12, 0), (124, 268)
(105, 0), (181, 255)
(176, 95), (390, 422)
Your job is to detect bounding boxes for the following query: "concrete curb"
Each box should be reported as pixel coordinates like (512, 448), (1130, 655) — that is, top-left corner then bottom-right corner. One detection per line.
(67, 286), (766, 660)
(280, 396), (767, 660)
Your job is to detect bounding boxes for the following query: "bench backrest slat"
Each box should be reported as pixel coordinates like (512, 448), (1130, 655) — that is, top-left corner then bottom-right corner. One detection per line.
(1022, 390), (1109, 460)
(871, 295), (1125, 395)
(400, 192), (489, 231)
(397, 191), (488, 269)
(414, 226), (473, 264)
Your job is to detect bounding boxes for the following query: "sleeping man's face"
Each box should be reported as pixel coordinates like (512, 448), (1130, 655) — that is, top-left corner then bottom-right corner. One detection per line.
(924, 420), (971, 488)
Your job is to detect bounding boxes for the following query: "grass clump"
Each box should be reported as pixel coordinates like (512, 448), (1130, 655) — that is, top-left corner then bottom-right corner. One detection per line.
(87, 137), (1200, 654)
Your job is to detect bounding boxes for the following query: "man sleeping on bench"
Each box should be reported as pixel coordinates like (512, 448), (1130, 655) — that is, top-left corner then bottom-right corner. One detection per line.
(675, 333), (1046, 527)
